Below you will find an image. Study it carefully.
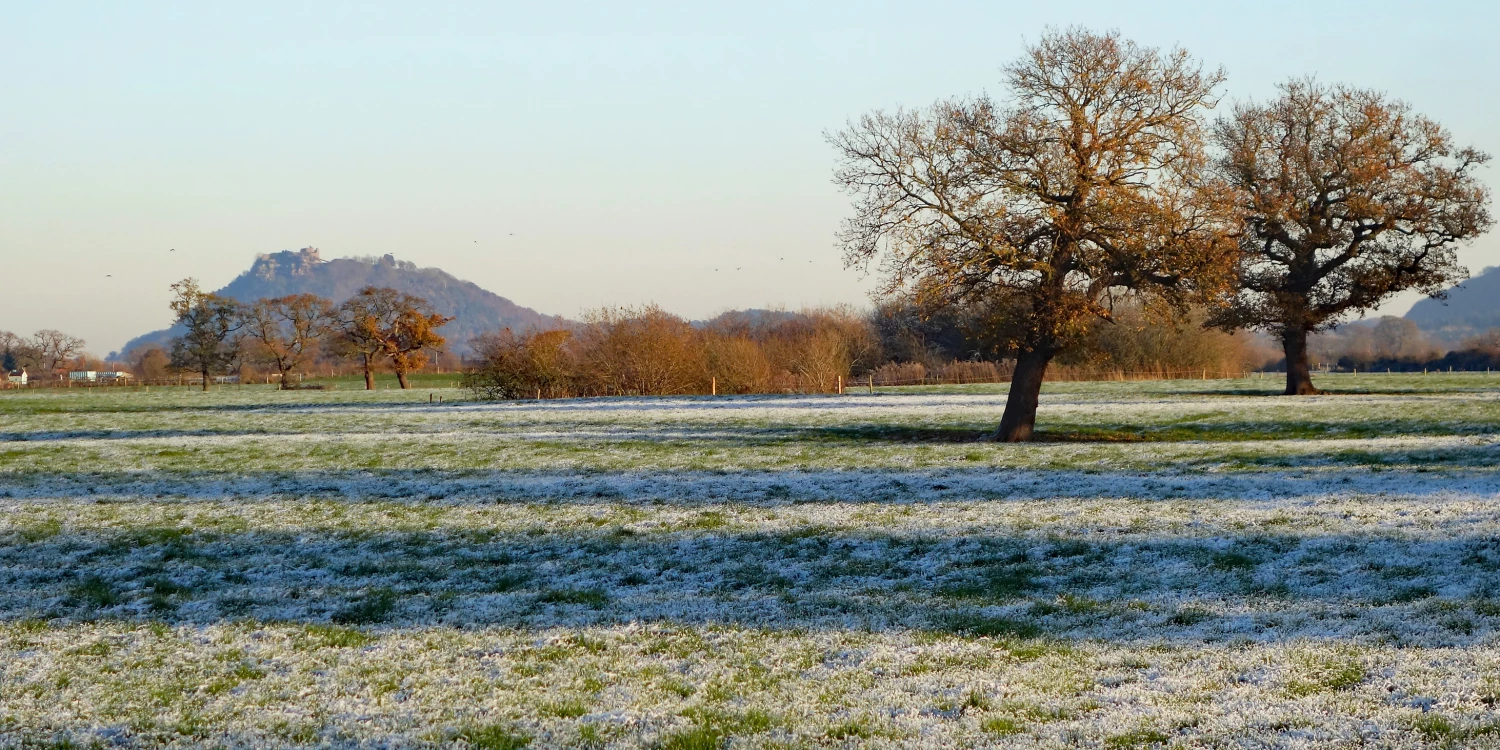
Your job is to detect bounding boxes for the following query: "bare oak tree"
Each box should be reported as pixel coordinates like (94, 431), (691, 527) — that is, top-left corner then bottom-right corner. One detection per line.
(167, 278), (243, 391)
(30, 329), (86, 375)
(337, 287), (452, 390)
(832, 28), (1236, 440)
(1211, 80), (1493, 394)
(243, 294), (336, 389)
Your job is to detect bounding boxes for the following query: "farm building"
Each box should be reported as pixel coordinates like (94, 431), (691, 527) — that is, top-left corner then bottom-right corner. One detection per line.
(68, 371), (134, 383)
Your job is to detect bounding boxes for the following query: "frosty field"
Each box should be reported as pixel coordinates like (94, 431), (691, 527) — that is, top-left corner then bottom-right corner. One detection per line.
(3, 375), (1500, 748)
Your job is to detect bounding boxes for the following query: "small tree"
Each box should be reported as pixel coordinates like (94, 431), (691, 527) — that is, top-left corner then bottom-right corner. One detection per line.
(832, 28), (1236, 440)
(243, 294), (336, 389)
(167, 278), (242, 391)
(337, 287), (451, 390)
(1371, 317), (1426, 361)
(1212, 80), (1493, 394)
(130, 345), (172, 381)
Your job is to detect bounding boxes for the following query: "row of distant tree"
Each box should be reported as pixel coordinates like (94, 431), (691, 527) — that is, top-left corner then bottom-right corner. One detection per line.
(463, 300), (1266, 399)
(1, 297), (1256, 397)
(827, 27), (1493, 439)
(158, 279), (451, 390)
(1307, 317), (1500, 372)
(0, 330), (90, 376)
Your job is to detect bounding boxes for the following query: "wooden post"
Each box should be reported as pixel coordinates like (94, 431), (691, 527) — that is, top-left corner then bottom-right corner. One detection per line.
(536, 387), (542, 400)
(837, 375), (843, 395)
(869, 374), (874, 395)
(711, 377), (717, 396)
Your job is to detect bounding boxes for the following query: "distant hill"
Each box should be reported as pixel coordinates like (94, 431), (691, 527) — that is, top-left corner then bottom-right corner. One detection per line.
(116, 248), (566, 357)
(1404, 267), (1500, 345)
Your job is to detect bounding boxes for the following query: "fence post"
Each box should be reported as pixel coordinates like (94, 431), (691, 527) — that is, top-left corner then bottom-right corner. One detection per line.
(711, 377), (717, 396)
(869, 374), (874, 395)
(837, 375), (843, 395)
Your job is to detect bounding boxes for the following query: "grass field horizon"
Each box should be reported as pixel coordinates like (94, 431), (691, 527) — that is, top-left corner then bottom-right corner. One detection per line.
(3, 374), (1500, 748)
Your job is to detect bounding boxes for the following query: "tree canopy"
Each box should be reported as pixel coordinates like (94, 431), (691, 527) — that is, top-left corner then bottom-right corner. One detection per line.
(1211, 80), (1493, 394)
(832, 27), (1237, 439)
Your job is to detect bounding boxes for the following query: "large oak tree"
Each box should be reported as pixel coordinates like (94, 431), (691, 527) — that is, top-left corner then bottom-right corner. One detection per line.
(1211, 80), (1492, 394)
(243, 294), (336, 389)
(337, 287), (452, 390)
(167, 278), (242, 391)
(832, 28), (1237, 440)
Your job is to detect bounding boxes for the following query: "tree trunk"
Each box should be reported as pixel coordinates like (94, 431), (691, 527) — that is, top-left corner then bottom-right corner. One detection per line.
(1282, 327), (1319, 395)
(993, 350), (1052, 442)
(201, 366), (210, 392)
(279, 366), (293, 390)
(396, 369), (410, 390)
(362, 354), (375, 391)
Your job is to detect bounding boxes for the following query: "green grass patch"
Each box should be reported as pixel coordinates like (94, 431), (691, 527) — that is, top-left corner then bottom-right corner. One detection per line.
(69, 576), (119, 608)
(936, 612), (1041, 639)
(449, 724), (531, 750)
(331, 587), (399, 624)
(538, 588), (610, 607)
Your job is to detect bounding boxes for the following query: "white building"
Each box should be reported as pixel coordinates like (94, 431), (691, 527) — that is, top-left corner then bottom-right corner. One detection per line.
(5, 368), (25, 385)
(69, 371), (98, 382)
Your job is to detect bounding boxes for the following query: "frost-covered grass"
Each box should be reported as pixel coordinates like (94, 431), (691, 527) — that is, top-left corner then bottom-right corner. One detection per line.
(3, 375), (1500, 748)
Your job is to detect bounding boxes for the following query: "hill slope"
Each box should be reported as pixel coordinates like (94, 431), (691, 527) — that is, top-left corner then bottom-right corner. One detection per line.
(117, 249), (564, 357)
(1404, 266), (1500, 344)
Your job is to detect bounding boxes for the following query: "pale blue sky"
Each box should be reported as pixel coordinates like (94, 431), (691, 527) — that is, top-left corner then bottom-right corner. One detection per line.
(2, 1), (1496, 355)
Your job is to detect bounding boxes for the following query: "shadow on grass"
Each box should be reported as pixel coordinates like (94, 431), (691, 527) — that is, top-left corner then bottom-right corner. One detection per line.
(2, 522), (1497, 647)
(5, 463), (1500, 503)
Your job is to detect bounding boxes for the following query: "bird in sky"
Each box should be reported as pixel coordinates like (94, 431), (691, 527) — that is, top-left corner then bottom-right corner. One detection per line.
(169, 248), (175, 252)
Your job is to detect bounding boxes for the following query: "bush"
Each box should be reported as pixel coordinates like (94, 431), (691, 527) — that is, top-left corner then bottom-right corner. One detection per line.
(572, 306), (707, 396)
(465, 329), (575, 399)
(465, 305), (885, 399)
